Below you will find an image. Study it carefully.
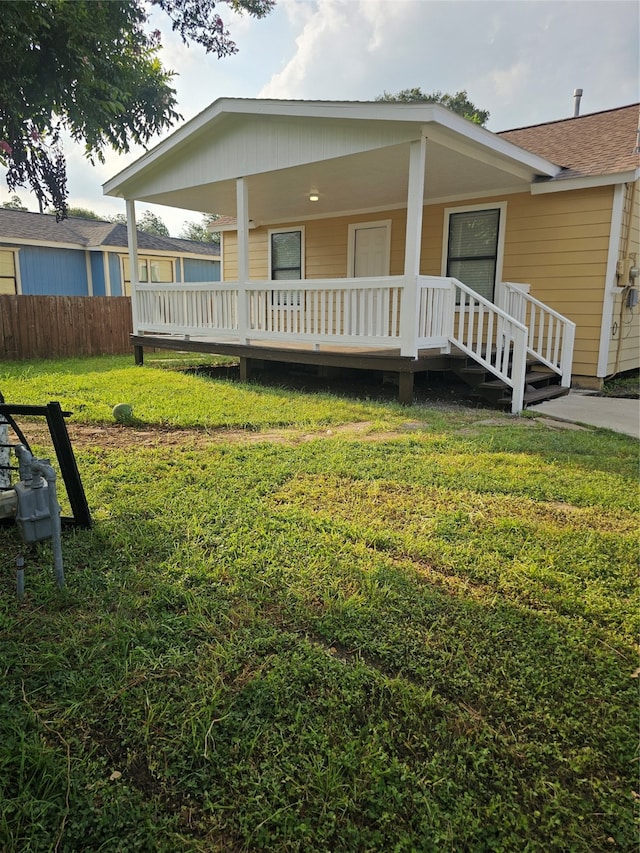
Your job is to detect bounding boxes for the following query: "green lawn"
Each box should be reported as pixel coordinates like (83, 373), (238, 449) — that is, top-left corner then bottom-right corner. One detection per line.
(0, 356), (638, 852)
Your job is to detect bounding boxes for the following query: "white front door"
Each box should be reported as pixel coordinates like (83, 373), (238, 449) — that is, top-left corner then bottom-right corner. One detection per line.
(349, 221), (391, 277)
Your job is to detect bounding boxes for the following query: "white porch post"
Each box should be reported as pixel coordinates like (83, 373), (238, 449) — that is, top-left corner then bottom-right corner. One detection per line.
(125, 199), (140, 333)
(400, 134), (427, 357)
(236, 177), (249, 344)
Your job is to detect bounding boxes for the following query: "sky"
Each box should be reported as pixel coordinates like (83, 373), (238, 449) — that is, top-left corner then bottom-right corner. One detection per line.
(2, 0), (638, 236)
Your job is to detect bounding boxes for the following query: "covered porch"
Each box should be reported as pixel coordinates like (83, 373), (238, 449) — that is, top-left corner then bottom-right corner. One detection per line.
(103, 99), (576, 412)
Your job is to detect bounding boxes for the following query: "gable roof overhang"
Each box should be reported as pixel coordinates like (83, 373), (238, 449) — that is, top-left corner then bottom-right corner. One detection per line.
(103, 99), (560, 226)
(531, 167), (640, 195)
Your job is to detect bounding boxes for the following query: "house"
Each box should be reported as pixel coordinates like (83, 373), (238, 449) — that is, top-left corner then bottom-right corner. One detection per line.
(0, 209), (220, 297)
(103, 99), (640, 411)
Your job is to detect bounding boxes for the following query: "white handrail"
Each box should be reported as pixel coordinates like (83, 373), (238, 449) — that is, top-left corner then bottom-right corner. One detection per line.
(445, 277), (528, 414)
(503, 283), (575, 385)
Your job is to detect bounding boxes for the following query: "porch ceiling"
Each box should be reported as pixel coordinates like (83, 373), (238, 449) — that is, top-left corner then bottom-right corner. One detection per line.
(104, 99), (560, 224)
(129, 137), (542, 225)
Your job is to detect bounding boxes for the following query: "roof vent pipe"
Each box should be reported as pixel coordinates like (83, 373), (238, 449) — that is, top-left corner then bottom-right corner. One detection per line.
(573, 88), (583, 117)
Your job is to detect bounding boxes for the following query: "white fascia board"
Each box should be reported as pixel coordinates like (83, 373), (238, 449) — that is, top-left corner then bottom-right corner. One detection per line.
(102, 246), (220, 261)
(103, 97), (560, 197)
(0, 236), (84, 251)
(103, 100), (229, 196)
(425, 108), (560, 178)
(531, 168), (639, 195)
(215, 221), (257, 232)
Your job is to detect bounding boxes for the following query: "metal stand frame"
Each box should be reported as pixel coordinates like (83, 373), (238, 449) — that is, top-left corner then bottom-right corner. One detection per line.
(0, 401), (92, 529)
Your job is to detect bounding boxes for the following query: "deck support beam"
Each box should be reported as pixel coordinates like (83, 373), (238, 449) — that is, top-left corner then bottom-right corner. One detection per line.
(239, 357), (251, 382)
(398, 372), (415, 405)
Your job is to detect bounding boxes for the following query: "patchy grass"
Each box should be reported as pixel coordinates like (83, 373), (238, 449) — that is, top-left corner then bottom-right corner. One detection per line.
(0, 357), (638, 852)
(601, 370), (639, 399)
(1, 354), (432, 432)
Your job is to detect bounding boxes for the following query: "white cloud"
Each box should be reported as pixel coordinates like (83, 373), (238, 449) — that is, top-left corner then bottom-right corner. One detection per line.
(3, 0), (638, 227)
(259, 0), (638, 126)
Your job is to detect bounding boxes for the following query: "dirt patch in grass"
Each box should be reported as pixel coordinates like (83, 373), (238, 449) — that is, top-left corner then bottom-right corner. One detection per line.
(13, 413), (571, 453)
(17, 420), (416, 451)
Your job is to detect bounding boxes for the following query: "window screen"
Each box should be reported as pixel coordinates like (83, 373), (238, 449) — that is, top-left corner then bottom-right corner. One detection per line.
(446, 209), (500, 301)
(271, 231), (302, 280)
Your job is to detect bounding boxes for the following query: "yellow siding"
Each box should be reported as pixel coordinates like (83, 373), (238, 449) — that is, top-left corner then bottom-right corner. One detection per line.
(222, 184), (625, 378)
(223, 210), (409, 281)
(606, 179), (640, 375)
(424, 187), (614, 377)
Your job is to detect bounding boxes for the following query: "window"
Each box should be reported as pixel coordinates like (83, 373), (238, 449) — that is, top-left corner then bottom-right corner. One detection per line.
(444, 205), (505, 302)
(122, 256), (175, 295)
(269, 229), (304, 306)
(0, 249), (17, 294)
(270, 229), (302, 279)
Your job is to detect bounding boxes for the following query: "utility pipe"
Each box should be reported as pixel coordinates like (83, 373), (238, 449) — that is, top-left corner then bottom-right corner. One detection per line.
(14, 445), (65, 589)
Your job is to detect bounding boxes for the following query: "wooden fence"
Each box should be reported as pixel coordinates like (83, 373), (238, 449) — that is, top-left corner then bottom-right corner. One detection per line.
(0, 295), (133, 360)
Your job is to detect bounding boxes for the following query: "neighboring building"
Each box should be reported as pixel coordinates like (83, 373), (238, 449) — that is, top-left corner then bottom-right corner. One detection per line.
(0, 209), (220, 298)
(103, 98), (640, 408)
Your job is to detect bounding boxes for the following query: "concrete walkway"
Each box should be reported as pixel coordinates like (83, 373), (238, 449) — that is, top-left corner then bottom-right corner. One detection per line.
(531, 392), (639, 439)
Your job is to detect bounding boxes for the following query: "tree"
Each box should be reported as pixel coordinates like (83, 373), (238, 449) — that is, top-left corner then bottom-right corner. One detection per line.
(46, 205), (105, 220)
(0, 0), (275, 221)
(376, 88), (490, 126)
(1, 195), (28, 210)
(138, 210), (170, 237)
(179, 213), (220, 242)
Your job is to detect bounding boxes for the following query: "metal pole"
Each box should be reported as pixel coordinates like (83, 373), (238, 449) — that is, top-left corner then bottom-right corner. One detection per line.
(16, 554), (24, 600)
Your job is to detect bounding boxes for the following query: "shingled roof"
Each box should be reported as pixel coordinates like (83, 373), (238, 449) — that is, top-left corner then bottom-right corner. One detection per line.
(498, 103), (639, 179)
(0, 209), (220, 256)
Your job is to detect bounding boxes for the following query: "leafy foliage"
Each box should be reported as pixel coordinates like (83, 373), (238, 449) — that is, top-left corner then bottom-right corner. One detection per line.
(1, 194), (28, 210)
(55, 206), (105, 220)
(376, 88), (490, 125)
(179, 213), (220, 242)
(138, 210), (170, 237)
(0, 0), (275, 220)
(155, 0), (274, 57)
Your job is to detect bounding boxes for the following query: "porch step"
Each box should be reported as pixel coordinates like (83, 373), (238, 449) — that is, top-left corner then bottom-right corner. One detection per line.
(479, 371), (557, 391)
(445, 351), (569, 411)
(523, 383), (571, 405)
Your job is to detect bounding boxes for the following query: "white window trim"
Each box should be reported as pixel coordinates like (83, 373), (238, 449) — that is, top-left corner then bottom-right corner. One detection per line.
(120, 254), (176, 295)
(347, 219), (392, 278)
(268, 227), (305, 307)
(268, 226), (305, 281)
(441, 202), (507, 302)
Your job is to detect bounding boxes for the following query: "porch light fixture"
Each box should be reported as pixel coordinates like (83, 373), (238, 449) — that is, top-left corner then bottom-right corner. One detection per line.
(309, 192), (319, 202)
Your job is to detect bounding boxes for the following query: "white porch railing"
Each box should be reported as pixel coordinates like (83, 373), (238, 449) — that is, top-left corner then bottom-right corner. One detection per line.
(448, 278), (528, 413)
(502, 283), (576, 385)
(136, 282), (239, 337)
(245, 277), (404, 346)
(133, 275), (574, 415)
